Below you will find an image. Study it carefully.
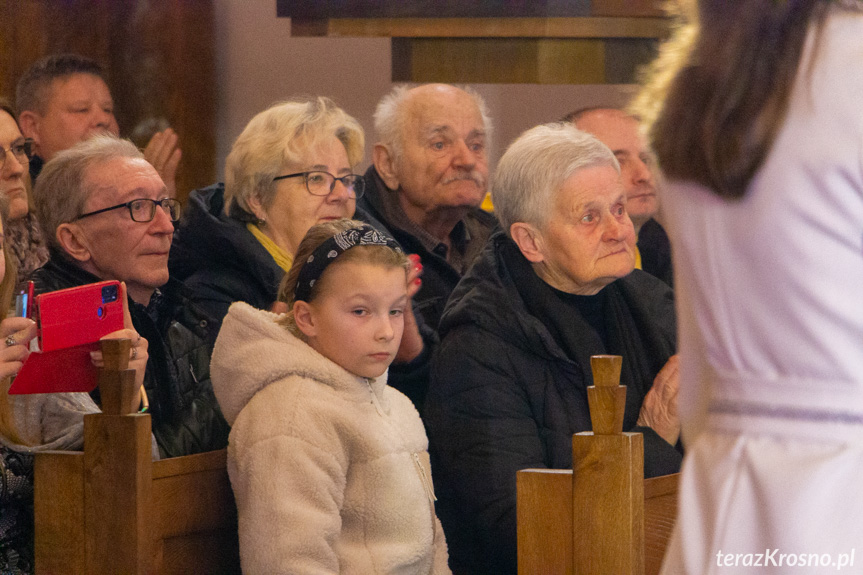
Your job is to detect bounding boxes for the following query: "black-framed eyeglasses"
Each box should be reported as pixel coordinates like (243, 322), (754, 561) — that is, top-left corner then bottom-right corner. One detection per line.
(0, 139), (34, 170)
(74, 198), (182, 223)
(273, 171), (365, 199)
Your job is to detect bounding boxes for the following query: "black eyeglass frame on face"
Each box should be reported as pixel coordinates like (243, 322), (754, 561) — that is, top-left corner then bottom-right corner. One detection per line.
(74, 197), (182, 223)
(273, 171), (365, 199)
(0, 138), (34, 170)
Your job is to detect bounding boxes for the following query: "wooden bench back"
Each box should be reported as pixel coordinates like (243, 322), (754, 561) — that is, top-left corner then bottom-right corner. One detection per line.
(517, 355), (679, 574)
(33, 339), (239, 573)
(517, 468), (678, 575)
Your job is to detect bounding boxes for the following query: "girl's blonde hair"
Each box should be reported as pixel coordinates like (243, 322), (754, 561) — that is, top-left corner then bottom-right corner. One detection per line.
(276, 219), (409, 337)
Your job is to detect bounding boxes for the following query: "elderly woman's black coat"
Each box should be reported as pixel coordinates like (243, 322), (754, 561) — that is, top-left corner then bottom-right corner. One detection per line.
(170, 183), (437, 412)
(425, 231), (681, 575)
(169, 183), (283, 333)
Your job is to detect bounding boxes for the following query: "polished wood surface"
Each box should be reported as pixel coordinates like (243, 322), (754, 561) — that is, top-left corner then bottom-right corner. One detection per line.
(516, 354), (677, 575)
(83, 413), (153, 574)
(283, 2), (669, 84)
(292, 16), (668, 38)
(644, 474), (680, 575)
(588, 354), (626, 434)
(34, 452), (86, 574)
(34, 350), (239, 574)
(0, 0), (216, 202)
(517, 469), (573, 575)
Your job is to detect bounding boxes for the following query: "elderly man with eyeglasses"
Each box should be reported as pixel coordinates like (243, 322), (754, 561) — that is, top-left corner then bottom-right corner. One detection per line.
(29, 134), (229, 459)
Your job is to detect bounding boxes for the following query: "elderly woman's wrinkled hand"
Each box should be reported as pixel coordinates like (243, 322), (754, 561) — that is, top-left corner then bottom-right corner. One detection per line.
(637, 354), (680, 445)
(0, 318), (37, 380)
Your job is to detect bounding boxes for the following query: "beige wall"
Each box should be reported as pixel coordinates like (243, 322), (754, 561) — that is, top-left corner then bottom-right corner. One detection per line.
(213, 0), (635, 178)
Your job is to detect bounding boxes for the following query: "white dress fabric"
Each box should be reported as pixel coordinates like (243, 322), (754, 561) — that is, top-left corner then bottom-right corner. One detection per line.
(660, 10), (863, 574)
(210, 302), (450, 575)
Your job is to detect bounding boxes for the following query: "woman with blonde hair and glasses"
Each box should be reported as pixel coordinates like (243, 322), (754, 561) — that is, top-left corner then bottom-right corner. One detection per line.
(634, 1), (863, 572)
(171, 97), (428, 402)
(171, 96), (369, 327)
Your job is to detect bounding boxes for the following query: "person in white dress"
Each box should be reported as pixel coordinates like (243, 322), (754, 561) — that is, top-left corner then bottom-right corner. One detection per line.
(634, 1), (863, 573)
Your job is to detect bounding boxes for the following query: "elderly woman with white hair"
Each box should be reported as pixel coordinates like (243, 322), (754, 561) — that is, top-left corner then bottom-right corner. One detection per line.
(425, 122), (682, 575)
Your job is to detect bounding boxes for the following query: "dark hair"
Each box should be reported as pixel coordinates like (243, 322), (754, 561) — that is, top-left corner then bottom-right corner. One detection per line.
(276, 219), (409, 337)
(16, 54), (106, 115)
(635, 0), (844, 199)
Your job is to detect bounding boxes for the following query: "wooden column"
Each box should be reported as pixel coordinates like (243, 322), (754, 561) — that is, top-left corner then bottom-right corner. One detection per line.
(84, 337), (153, 573)
(572, 355), (644, 575)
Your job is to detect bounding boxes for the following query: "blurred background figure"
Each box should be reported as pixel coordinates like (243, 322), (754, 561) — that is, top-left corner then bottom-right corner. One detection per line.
(16, 54), (181, 196)
(635, 1), (863, 573)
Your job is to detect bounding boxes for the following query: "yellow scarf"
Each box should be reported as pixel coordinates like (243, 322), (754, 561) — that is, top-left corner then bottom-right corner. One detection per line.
(247, 223), (293, 272)
(634, 245), (643, 270)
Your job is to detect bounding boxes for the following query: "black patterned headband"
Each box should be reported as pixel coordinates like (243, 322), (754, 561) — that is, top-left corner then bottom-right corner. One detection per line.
(294, 224), (403, 302)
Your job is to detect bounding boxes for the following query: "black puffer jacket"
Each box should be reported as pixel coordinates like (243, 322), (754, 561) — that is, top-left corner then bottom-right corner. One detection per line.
(425, 232), (681, 575)
(170, 182), (437, 412)
(31, 251), (230, 459)
(169, 183), (283, 332)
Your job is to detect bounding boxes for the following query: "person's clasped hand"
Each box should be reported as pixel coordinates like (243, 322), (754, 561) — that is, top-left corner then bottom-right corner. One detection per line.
(637, 354), (680, 446)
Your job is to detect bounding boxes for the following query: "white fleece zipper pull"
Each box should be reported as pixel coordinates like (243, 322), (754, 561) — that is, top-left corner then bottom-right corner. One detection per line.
(412, 452), (437, 503)
(367, 378), (386, 417)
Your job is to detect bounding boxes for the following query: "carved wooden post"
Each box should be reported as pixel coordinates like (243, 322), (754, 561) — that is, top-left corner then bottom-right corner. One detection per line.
(83, 338), (153, 574)
(572, 354), (644, 575)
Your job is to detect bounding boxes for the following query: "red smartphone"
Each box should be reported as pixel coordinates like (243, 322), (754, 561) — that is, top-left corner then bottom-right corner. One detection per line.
(35, 280), (124, 352)
(9, 281), (125, 395)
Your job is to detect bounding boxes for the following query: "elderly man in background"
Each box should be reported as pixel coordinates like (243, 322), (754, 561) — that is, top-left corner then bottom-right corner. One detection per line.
(566, 107), (673, 286)
(360, 83), (497, 332)
(29, 134), (228, 458)
(425, 123), (681, 574)
(16, 53), (181, 195)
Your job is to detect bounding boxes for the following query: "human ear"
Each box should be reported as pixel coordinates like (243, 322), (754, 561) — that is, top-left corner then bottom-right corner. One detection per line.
(17, 111), (41, 148)
(245, 193), (268, 223)
(292, 301), (317, 338)
(56, 223), (93, 264)
(373, 143), (400, 191)
(509, 222), (545, 264)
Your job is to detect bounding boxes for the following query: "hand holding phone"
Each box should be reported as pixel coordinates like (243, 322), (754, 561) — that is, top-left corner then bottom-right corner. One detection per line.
(0, 317), (37, 380)
(9, 281), (126, 395)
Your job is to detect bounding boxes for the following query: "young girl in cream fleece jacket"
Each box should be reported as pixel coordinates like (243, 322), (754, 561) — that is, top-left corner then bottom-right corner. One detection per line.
(211, 220), (450, 574)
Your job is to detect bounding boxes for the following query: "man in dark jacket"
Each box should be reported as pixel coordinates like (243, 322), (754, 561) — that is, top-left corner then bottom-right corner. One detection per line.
(360, 84), (497, 333)
(426, 123), (681, 574)
(30, 134), (228, 458)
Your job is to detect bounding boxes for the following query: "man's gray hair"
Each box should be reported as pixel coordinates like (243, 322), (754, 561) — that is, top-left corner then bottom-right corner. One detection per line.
(493, 122), (619, 236)
(34, 134), (144, 252)
(373, 84), (494, 161)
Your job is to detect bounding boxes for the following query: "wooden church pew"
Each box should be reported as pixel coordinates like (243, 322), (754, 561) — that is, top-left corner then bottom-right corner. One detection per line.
(517, 355), (679, 575)
(33, 339), (240, 574)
